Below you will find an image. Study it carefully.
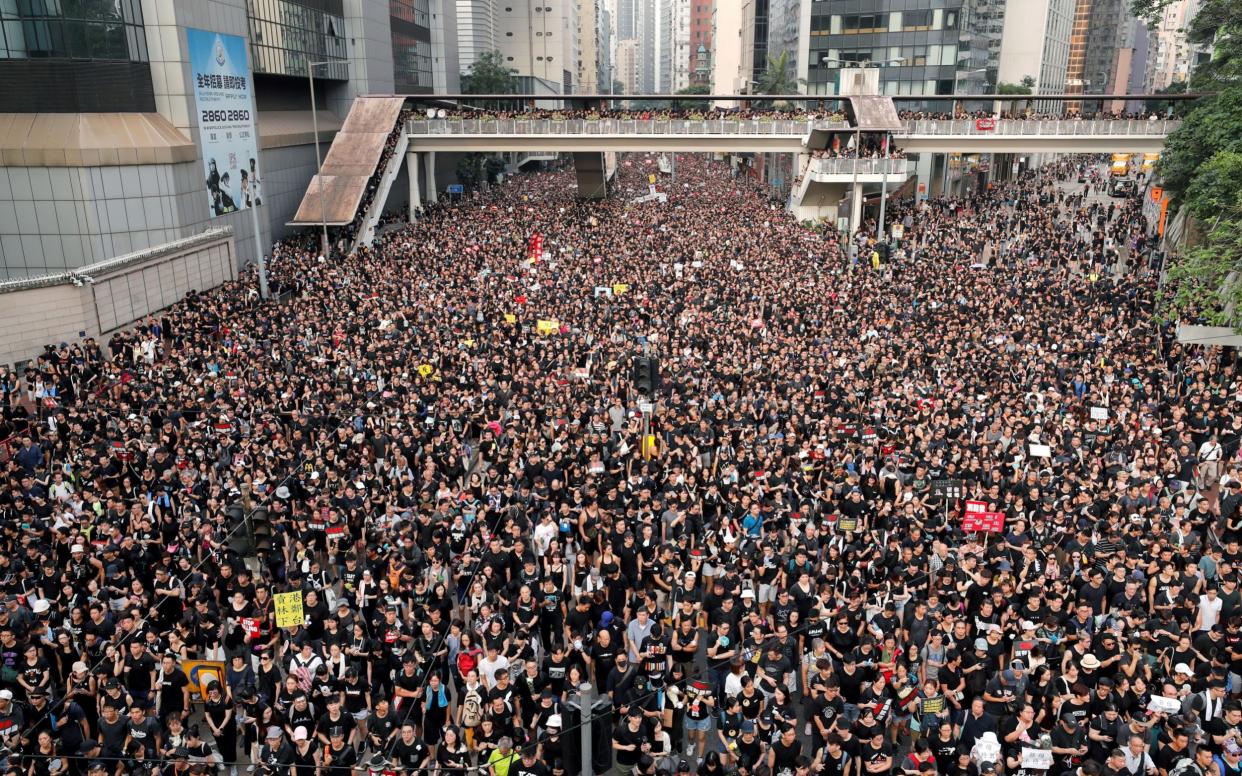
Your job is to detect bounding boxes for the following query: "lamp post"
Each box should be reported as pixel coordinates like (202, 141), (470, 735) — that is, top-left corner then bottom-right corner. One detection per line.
(308, 59), (348, 260)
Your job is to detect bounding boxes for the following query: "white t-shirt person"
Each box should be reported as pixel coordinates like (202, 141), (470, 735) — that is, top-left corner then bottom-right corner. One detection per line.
(1197, 589), (1224, 632)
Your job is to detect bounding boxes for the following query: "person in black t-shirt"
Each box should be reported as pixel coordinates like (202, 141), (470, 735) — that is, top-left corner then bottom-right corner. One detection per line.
(613, 708), (650, 773)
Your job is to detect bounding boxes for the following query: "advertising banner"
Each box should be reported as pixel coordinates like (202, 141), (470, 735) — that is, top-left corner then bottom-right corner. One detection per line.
(188, 28), (261, 217)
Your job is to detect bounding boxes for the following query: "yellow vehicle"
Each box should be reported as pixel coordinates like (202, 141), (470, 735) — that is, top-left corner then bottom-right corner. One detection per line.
(1141, 152), (1160, 174)
(1110, 153), (1131, 177)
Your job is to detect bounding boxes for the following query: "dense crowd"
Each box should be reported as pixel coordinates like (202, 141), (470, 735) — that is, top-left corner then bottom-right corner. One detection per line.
(340, 109), (416, 248)
(0, 148), (1240, 776)
(898, 110), (1168, 121)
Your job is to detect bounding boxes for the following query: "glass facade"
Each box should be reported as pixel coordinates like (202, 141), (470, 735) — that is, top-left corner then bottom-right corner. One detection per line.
(806, 0), (990, 102)
(0, 0), (147, 61)
(390, 0), (430, 28)
(390, 0), (432, 94)
(247, 0), (348, 79)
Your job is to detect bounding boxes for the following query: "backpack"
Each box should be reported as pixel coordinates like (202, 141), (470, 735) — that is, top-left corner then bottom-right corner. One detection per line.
(461, 687), (483, 727)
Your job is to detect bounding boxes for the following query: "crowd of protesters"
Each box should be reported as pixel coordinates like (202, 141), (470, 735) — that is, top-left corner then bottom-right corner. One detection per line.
(340, 110), (416, 247)
(0, 147), (1240, 776)
(897, 110), (1169, 121)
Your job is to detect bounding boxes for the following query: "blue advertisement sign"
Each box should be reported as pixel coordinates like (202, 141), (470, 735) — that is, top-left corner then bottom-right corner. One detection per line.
(187, 28), (261, 217)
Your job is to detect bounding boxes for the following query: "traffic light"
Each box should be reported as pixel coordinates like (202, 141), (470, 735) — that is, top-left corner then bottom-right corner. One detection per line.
(632, 356), (659, 395)
(250, 506), (274, 555)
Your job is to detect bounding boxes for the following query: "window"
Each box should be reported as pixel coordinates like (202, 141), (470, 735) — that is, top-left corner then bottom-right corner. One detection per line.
(247, 0), (348, 77)
(2, 0), (149, 61)
(902, 10), (932, 30)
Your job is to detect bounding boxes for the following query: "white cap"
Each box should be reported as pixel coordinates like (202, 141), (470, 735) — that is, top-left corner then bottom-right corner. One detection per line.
(1020, 620), (1037, 631)
(292, 726), (308, 742)
(547, 714), (562, 729)
(30, 599), (49, 614)
(1175, 663), (1193, 675)
(72, 661), (88, 675)
(71, 544), (85, 553)
(741, 589), (755, 599)
(0, 690), (12, 700)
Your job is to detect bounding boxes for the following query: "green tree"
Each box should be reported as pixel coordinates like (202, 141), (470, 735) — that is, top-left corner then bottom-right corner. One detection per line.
(1130, 0), (1242, 329)
(754, 51), (805, 110)
(672, 84), (711, 110)
(996, 80), (1034, 95)
(461, 50), (518, 110)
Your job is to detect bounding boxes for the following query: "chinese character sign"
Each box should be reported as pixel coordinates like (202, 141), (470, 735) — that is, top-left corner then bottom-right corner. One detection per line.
(273, 591), (304, 629)
(188, 28), (261, 217)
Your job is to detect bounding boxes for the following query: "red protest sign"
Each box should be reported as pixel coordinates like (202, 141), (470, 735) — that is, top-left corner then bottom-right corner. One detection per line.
(975, 117), (996, 131)
(963, 511), (1005, 533)
(241, 617), (261, 639)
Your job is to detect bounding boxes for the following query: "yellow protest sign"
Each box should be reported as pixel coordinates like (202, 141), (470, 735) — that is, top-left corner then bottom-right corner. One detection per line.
(504, 314), (517, 324)
(536, 319), (560, 335)
(273, 591), (304, 629)
(612, 283), (629, 295)
(641, 435), (658, 460)
(181, 660), (226, 698)
(648, 174), (657, 184)
(417, 364), (433, 377)
(463, 339), (475, 348)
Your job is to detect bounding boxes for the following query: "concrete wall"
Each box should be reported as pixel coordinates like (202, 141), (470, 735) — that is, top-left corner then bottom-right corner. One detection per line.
(0, 162), (201, 280)
(0, 229), (235, 369)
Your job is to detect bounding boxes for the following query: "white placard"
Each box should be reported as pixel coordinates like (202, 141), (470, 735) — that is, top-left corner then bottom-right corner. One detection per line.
(1147, 695), (1181, 714)
(594, 286), (612, 298)
(1090, 406), (1108, 420)
(973, 741), (1001, 764)
(638, 401), (655, 414)
(1021, 749), (1053, 770)
(1028, 444), (1052, 458)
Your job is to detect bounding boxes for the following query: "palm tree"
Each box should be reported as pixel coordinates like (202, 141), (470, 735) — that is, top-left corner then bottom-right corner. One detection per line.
(754, 51), (805, 110)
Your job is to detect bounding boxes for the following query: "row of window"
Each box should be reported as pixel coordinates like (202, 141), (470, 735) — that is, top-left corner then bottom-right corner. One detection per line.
(811, 9), (959, 35)
(815, 44), (959, 68)
(393, 31), (432, 91)
(0, 16), (146, 60)
(389, 0), (430, 28)
(247, 0), (347, 78)
(1, 0), (146, 61)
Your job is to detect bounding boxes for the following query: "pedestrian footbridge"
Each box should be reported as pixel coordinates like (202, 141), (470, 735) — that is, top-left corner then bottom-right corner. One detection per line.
(290, 94), (1179, 247)
(403, 116), (1176, 155)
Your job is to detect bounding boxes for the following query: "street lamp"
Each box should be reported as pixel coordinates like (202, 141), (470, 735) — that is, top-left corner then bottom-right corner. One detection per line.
(308, 58), (349, 260)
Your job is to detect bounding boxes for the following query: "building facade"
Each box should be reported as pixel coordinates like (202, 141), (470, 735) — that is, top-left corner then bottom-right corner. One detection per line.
(0, 0), (454, 281)
(615, 36), (638, 92)
(997, 0), (1075, 103)
(805, 0), (991, 101)
(497, 0), (580, 91)
(689, 0), (712, 85)
(456, 0), (499, 73)
(577, 0), (601, 91)
(1143, 0), (1202, 92)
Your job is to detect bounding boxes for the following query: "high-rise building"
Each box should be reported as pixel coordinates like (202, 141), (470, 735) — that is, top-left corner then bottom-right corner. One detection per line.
(616, 37), (639, 92)
(457, 0), (500, 73)
(711, 0), (745, 99)
(1144, 0), (1204, 92)
(805, 1), (991, 101)
(689, 0), (713, 85)
(391, 0), (459, 94)
(998, 0), (1075, 104)
(578, 0), (602, 91)
(636, 0), (657, 91)
(497, 0), (581, 92)
(600, 7), (614, 92)
(0, 0), (465, 281)
(657, 0), (692, 92)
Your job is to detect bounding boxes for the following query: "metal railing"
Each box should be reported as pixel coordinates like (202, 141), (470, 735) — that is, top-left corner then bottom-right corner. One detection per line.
(807, 157), (911, 176)
(407, 118), (848, 136)
(406, 117), (1179, 138)
(900, 118), (1180, 136)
